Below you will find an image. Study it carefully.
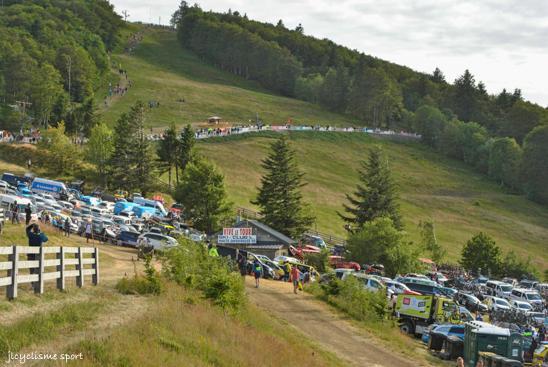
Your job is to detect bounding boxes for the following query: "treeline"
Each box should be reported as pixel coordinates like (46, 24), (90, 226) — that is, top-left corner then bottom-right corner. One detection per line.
(172, 2), (548, 205)
(0, 0), (124, 135)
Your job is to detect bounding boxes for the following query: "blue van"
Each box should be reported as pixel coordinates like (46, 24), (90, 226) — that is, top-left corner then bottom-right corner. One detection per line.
(117, 230), (140, 247)
(132, 205), (156, 218)
(114, 201), (138, 215)
(1, 173), (19, 187)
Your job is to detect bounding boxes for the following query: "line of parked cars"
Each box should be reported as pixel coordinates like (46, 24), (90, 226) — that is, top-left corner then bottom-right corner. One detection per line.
(0, 173), (205, 253)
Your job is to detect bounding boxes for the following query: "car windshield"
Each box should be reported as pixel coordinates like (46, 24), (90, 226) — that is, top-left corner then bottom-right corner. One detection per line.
(518, 303), (532, 310)
(526, 293), (541, 300)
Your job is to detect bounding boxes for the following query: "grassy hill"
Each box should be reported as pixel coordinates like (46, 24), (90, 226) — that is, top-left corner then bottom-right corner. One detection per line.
(99, 27), (354, 128)
(198, 132), (548, 270)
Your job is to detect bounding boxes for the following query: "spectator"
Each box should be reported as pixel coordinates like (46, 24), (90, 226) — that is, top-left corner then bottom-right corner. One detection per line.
(237, 253), (247, 277)
(252, 259), (262, 288)
(26, 223), (48, 274)
(11, 201), (20, 224)
(25, 203), (32, 225)
(291, 265), (301, 294)
(85, 220), (93, 243)
(208, 243), (219, 257)
(64, 217), (71, 237)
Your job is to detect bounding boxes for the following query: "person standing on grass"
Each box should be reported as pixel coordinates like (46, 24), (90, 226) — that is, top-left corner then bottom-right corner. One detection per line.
(237, 253), (247, 277)
(283, 261), (291, 282)
(25, 203), (32, 225)
(291, 264), (301, 294)
(64, 217), (71, 237)
(26, 223), (48, 274)
(253, 259), (262, 288)
(11, 201), (20, 224)
(85, 219), (93, 244)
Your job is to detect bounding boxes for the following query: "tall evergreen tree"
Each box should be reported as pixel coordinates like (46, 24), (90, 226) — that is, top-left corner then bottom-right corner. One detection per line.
(177, 123), (195, 183)
(252, 135), (314, 238)
(157, 123), (178, 187)
(108, 112), (133, 190)
(339, 146), (402, 231)
(174, 157), (232, 234)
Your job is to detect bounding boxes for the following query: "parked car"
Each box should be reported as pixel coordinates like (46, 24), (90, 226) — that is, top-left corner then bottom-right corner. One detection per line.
(483, 296), (512, 312)
(456, 292), (489, 313)
(509, 288), (544, 309)
(486, 280), (513, 298)
(421, 324), (465, 344)
(342, 272), (388, 295)
(519, 280), (538, 289)
(510, 300), (533, 313)
(137, 232), (178, 251)
(329, 256), (360, 271)
(301, 234), (327, 249)
(117, 230), (140, 247)
(385, 280), (420, 295)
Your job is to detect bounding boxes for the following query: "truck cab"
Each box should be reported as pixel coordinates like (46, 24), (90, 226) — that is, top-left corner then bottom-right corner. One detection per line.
(395, 294), (460, 336)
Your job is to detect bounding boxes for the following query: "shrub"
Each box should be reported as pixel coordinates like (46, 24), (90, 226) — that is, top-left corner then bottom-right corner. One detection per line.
(162, 238), (245, 313)
(116, 255), (163, 295)
(308, 276), (387, 322)
(304, 248), (331, 274)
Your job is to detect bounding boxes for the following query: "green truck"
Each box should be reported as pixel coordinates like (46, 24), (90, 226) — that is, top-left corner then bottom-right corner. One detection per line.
(463, 321), (523, 367)
(394, 294), (460, 336)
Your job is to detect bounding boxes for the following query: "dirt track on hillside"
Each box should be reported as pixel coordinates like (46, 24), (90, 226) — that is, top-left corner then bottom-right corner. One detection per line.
(246, 278), (424, 367)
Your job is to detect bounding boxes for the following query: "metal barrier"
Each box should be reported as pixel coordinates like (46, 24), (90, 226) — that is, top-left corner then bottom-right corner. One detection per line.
(0, 246), (99, 300)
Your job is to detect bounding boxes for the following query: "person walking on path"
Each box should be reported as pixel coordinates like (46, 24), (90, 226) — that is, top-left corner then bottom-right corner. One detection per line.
(26, 223), (48, 274)
(283, 261), (291, 282)
(291, 264), (301, 294)
(25, 203), (32, 225)
(11, 201), (20, 224)
(64, 217), (71, 237)
(237, 253), (247, 277)
(85, 219), (93, 244)
(253, 259), (262, 288)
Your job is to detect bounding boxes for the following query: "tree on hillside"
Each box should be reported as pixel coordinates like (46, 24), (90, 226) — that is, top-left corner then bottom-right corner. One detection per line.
(252, 135), (315, 238)
(460, 232), (501, 276)
(452, 69), (479, 122)
(85, 122), (113, 188)
(39, 121), (81, 175)
(431, 67), (445, 83)
(108, 101), (156, 193)
(347, 217), (418, 277)
(339, 146), (402, 231)
(177, 124), (195, 183)
(521, 125), (548, 205)
(499, 101), (545, 144)
(108, 112), (133, 190)
(130, 102), (156, 195)
(414, 105), (447, 148)
(174, 157), (232, 234)
(157, 123), (179, 187)
(418, 220), (446, 264)
(488, 137), (522, 191)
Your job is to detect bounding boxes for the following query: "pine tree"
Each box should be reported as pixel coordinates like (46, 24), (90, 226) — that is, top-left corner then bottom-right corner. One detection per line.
(129, 101), (156, 195)
(157, 123), (178, 187)
(339, 146), (402, 231)
(108, 112), (133, 190)
(176, 123), (195, 183)
(252, 135), (315, 238)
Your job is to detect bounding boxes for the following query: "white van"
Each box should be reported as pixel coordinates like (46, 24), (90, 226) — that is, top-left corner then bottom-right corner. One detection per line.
(0, 195), (38, 222)
(509, 288), (543, 308)
(486, 280), (513, 299)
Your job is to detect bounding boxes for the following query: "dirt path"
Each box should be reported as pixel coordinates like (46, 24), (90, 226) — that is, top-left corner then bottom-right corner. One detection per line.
(246, 278), (423, 367)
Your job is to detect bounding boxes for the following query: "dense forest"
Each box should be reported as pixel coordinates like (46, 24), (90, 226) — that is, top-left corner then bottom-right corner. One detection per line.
(0, 0), (124, 135)
(172, 2), (548, 206)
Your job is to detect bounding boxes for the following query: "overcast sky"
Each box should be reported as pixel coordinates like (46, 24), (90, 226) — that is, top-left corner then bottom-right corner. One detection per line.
(110, 0), (548, 107)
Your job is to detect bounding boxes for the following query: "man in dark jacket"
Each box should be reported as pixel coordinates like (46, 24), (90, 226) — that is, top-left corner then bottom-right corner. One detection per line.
(26, 224), (48, 274)
(25, 203), (32, 225)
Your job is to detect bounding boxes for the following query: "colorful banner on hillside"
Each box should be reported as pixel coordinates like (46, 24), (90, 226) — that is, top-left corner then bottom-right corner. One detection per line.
(218, 227), (257, 244)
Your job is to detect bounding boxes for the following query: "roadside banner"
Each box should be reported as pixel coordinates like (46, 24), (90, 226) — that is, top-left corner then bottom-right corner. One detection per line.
(218, 227), (257, 244)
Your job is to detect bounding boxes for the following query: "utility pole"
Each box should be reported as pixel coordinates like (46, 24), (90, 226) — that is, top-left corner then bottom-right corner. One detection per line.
(122, 10), (129, 22)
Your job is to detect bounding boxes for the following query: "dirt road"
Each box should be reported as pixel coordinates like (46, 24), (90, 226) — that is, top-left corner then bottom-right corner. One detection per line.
(246, 278), (424, 367)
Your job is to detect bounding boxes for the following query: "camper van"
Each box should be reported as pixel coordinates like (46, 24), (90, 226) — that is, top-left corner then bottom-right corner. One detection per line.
(30, 177), (69, 200)
(132, 197), (167, 216)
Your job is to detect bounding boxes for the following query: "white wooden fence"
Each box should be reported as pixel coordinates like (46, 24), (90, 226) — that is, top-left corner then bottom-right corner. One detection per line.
(0, 246), (99, 299)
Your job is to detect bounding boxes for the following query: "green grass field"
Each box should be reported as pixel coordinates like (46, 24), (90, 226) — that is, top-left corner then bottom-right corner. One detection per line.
(99, 27), (355, 128)
(197, 132), (548, 270)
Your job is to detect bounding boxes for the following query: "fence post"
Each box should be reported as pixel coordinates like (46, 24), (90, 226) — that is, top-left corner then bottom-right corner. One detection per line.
(76, 247), (83, 288)
(92, 247), (99, 285)
(7, 245), (19, 300)
(34, 245), (45, 294)
(56, 246), (65, 291)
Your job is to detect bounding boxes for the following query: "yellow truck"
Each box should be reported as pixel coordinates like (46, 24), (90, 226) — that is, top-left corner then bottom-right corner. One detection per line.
(395, 294), (460, 336)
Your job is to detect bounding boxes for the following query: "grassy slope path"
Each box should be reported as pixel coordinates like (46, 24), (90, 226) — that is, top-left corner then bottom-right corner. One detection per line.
(100, 27), (354, 127)
(246, 278), (432, 367)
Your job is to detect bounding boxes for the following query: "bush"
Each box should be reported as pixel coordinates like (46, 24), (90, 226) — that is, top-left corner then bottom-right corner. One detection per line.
(162, 238), (245, 313)
(309, 276), (387, 322)
(303, 248), (331, 274)
(116, 255), (163, 295)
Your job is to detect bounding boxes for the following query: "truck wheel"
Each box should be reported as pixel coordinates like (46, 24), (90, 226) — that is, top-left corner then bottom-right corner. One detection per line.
(400, 321), (414, 334)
